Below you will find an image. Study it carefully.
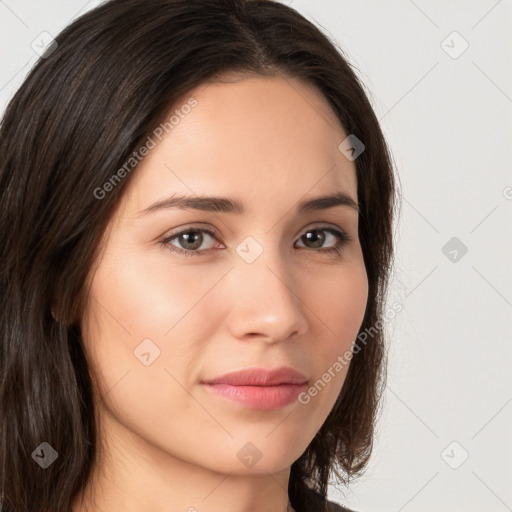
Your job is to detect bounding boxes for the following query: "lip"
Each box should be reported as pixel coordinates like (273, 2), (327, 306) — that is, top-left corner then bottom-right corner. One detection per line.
(202, 366), (308, 411)
(202, 366), (308, 386)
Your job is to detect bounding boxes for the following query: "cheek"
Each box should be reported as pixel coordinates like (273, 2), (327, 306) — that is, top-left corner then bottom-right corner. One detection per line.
(307, 259), (368, 351)
(81, 246), (224, 394)
(80, 249), (206, 442)
(86, 244), (219, 338)
(296, 260), (368, 412)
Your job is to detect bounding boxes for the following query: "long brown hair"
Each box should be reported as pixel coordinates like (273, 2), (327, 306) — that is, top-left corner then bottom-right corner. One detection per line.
(0, 1), (399, 510)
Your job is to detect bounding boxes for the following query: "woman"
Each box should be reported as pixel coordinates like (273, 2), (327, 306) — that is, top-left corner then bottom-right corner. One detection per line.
(0, 1), (398, 511)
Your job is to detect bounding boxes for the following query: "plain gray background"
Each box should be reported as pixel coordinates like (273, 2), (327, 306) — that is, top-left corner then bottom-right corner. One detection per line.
(1, 1), (511, 511)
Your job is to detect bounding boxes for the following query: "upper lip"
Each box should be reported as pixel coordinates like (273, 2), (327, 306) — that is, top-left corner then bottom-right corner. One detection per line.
(203, 366), (308, 386)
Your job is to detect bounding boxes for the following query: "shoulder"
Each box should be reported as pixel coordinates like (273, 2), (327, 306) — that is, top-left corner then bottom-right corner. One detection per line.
(325, 496), (358, 512)
(298, 487), (359, 512)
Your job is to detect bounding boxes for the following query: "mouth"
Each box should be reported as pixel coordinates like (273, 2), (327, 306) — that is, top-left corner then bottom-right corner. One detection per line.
(201, 366), (308, 410)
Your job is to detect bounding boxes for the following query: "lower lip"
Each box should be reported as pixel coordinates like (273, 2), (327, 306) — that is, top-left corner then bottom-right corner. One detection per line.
(203, 383), (307, 410)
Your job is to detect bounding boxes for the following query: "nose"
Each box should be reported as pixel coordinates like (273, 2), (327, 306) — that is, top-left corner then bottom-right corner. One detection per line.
(224, 241), (309, 344)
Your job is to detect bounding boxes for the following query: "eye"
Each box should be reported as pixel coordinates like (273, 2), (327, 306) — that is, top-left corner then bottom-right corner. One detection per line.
(159, 227), (221, 257)
(295, 226), (352, 255)
(159, 225), (352, 257)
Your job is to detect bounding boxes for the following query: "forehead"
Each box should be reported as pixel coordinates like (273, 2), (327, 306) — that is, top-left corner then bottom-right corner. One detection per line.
(122, 75), (357, 215)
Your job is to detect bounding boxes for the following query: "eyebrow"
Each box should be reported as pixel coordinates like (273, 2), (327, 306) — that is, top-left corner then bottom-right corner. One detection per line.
(138, 191), (359, 216)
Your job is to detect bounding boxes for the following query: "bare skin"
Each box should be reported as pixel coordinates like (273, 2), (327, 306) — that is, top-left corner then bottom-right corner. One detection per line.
(73, 74), (368, 512)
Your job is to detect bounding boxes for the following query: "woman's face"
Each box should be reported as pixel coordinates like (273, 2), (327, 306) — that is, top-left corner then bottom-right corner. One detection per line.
(82, 75), (368, 476)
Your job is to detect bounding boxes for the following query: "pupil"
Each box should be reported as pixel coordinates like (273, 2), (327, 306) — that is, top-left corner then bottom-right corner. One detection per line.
(305, 230), (324, 248)
(181, 231), (202, 250)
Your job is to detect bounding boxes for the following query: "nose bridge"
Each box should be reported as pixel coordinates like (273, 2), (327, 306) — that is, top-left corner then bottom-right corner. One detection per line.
(226, 234), (308, 341)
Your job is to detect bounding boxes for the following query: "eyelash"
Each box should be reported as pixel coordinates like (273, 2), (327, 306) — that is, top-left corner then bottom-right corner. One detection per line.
(158, 225), (352, 257)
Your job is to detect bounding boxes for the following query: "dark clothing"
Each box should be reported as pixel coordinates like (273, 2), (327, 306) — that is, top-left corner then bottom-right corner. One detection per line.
(292, 488), (358, 512)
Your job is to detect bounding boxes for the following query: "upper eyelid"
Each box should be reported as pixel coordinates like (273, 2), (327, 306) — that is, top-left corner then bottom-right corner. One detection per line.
(164, 222), (347, 238)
